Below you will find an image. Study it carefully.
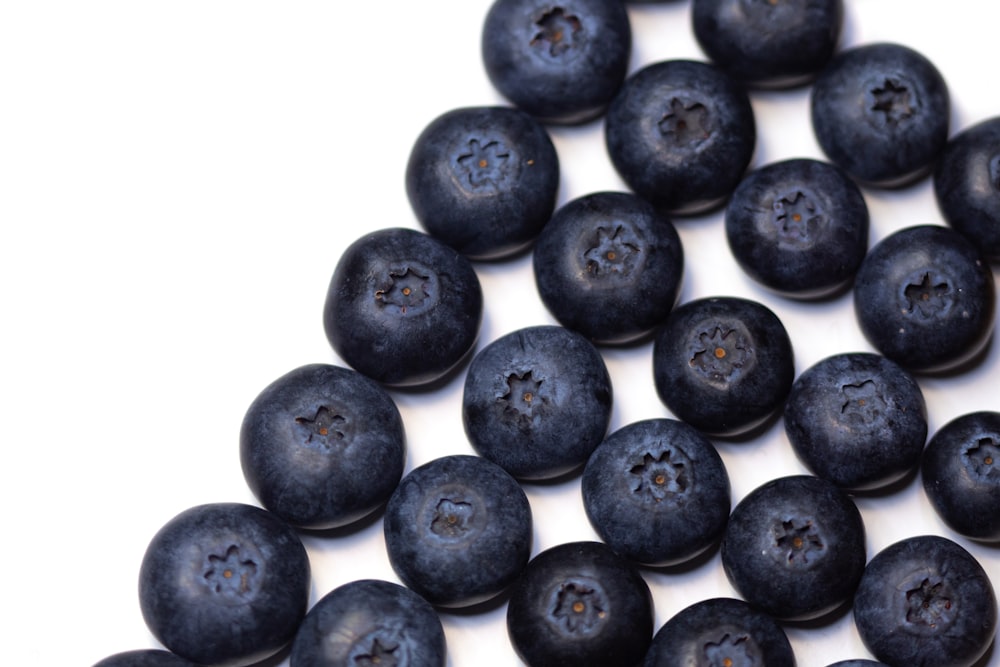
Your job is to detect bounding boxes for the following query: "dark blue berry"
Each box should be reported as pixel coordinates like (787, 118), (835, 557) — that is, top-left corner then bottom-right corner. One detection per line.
(725, 158), (869, 299)
(481, 0), (631, 125)
(462, 325), (612, 480)
(853, 535), (997, 667)
(322, 227), (483, 387)
(921, 411), (1000, 542)
(811, 42), (950, 187)
(934, 115), (1000, 262)
(239, 363), (405, 530)
(642, 597), (795, 667)
(581, 418), (730, 567)
(692, 0), (843, 89)
(853, 224), (995, 374)
(289, 579), (446, 667)
(532, 191), (684, 344)
(405, 106), (559, 260)
(383, 454), (532, 608)
(506, 541), (654, 667)
(605, 59), (756, 215)
(138, 503), (311, 667)
(824, 662), (888, 667)
(92, 650), (196, 667)
(652, 296), (794, 438)
(721, 475), (866, 621)
(784, 352), (928, 491)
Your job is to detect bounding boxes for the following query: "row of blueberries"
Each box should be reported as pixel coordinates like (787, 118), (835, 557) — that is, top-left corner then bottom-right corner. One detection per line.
(91, 0), (999, 666)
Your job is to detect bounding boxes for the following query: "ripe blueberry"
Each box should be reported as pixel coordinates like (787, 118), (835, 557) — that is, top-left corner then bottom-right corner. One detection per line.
(92, 651), (196, 667)
(405, 105), (559, 260)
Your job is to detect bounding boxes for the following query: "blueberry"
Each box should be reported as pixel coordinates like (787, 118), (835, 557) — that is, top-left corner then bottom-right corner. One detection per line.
(642, 597), (795, 667)
(691, 0), (843, 89)
(92, 650), (196, 667)
(383, 454), (532, 608)
(783, 352), (928, 491)
(532, 191), (684, 344)
(724, 158), (869, 299)
(811, 42), (950, 188)
(462, 325), (612, 480)
(138, 503), (311, 667)
(289, 579), (446, 667)
(322, 227), (483, 387)
(921, 411), (1000, 542)
(481, 0), (631, 125)
(581, 418), (730, 567)
(506, 541), (654, 667)
(239, 363), (405, 530)
(605, 59), (756, 215)
(720, 475), (866, 621)
(853, 534), (998, 667)
(405, 106), (560, 260)
(823, 662), (888, 667)
(652, 296), (794, 438)
(853, 224), (995, 374)
(934, 115), (1000, 262)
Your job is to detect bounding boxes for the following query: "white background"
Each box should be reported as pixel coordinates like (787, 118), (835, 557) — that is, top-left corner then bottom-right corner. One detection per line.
(2, 1), (999, 665)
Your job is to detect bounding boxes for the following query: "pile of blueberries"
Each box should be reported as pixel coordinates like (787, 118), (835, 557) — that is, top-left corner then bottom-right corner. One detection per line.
(94, 1), (1000, 666)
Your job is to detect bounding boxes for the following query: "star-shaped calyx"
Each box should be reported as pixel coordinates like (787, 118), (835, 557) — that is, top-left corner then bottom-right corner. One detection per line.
(658, 97), (712, 147)
(773, 518), (824, 565)
(204, 545), (258, 596)
(902, 272), (951, 319)
(551, 580), (606, 634)
(869, 78), (915, 125)
(690, 326), (751, 383)
(839, 379), (887, 425)
(530, 6), (582, 57)
(905, 578), (954, 629)
(584, 224), (641, 277)
(353, 638), (400, 667)
(629, 449), (689, 504)
(375, 267), (433, 315)
(772, 190), (826, 247)
(703, 633), (755, 667)
(294, 405), (347, 450)
(964, 437), (1000, 481)
(455, 138), (511, 190)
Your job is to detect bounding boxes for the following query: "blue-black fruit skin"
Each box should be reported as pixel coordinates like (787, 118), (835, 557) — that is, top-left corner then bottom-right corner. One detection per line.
(652, 296), (794, 438)
(289, 579), (446, 667)
(725, 158), (869, 299)
(824, 662), (889, 667)
(933, 116), (1000, 262)
(383, 454), (532, 608)
(138, 503), (311, 667)
(692, 0), (843, 89)
(239, 363), (406, 530)
(605, 59), (756, 216)
(784, 352), (928, 491)
(921, 411), (1000, 542)
(720, 475), (867, 622)
(322, 227), (483, 388)
(811, 42), (950, 188)
(853, 535), (998, 667)
(92, 650), (197, 667)
(532, 191), (684, 345)
(642, 597), (795, 667)
(582, 418), (730, 567)
(462, 325), (613, 480)
(481, 0), (631, 125)
(405, 106), (560, 260)
(853, 224), (995, 374)
(506, 541), (654, 667)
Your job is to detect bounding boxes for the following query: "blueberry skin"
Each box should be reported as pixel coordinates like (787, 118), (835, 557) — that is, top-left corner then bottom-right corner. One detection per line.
(824, 662), (888, 667)
(921, 411), (1000, 542)
(811, 42), (950, 188)
(784, 352), (928, 491)
(532, 191), (684, 344)
(853, 535), (998, 667)
(934, 116), (1000, 262)
(462, 325), (613, 480)
(725, 158), (869, 299)
(289, 579), (446, 667)
(239, 363), (405, 530)
(405, 106), (560, 260)
(853, 224), (995, 374)
(506, 541), (654, 667)
(92, 650), (196, 667)
(138, 503), (311, 667)
(481, 0), (631, 125)
(721, 475), (867, 621)
(692, 0), (843, 89)
(582, 418), (730, 567)
(383, 454), (532, 608)
(652, 296), (794, 438)
(642, 597), (795, 667)
(322, 227), (483, 387)
(605, 59), (756, 215)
